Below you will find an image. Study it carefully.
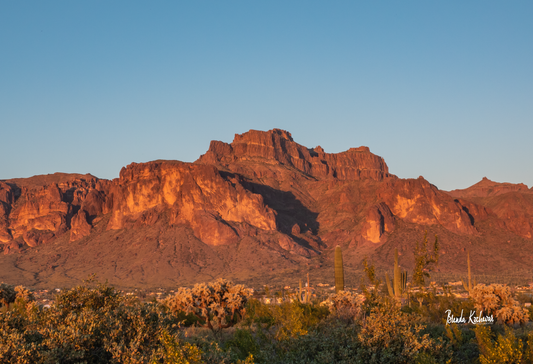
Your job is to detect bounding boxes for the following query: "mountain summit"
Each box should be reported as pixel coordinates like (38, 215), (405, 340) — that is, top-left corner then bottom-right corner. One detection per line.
(1, 129), (532, 288)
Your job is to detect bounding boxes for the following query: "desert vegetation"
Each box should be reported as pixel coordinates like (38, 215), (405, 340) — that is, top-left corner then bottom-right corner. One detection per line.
(1, 239), (533, 363)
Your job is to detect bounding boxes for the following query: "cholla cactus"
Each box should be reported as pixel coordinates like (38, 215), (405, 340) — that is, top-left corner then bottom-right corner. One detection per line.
(470, 284), (529, 325)
(0, 283), (17, 307)
(330, 290), (365, 310)
(14, 286), (35, 303)
(165, 278), (249, 333)
(328, 290), (365, 320)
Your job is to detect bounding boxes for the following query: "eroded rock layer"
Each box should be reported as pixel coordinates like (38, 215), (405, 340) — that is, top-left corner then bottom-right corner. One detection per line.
(197, 129), (393, 181)
(1, 129), (532, 288)
(107, 160), (277, 246)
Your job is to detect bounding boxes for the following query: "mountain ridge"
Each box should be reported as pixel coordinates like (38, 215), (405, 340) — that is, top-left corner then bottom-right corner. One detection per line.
(1, 129), (532, 288)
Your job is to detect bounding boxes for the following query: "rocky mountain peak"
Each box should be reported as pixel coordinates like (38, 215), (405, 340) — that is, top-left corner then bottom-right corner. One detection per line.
(197, 128), (394, 181)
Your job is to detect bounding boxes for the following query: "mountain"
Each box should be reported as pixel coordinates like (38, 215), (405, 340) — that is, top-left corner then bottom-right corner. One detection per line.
(1, 129), (532, 289)
(447, 177), (531, 199)
(447, 177), (533, 240)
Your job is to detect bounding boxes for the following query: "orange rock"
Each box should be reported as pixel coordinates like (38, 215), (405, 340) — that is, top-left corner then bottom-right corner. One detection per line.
(0, 181), (16, 207)
(188, 211), (240, 246)
(8, 183), (69, 240)
(361, 203), (395, 243)
(197, 128), (395, 181)
(448, 177), (530, 198)
(291, 223), (301, 235)
(106, 160), (277, 245)
(23, 229), (56, 247)
(0, 182), (13, 243)
(2, 174), (106, 245)
(81, 189), (107, 219)
(377, 177), (477, 235)
(1, 128), (532, 284)
(448, 178), (533, 239)
(70, 209), (92, 242)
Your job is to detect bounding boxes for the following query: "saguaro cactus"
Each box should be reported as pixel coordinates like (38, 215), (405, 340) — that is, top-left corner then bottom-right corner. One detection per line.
(461, 251), (476, 292)
(335, 245), (344, 293)
(307, 272), (311, 302)
(386, 249), (408, 298)
(298, 277), (310, 303)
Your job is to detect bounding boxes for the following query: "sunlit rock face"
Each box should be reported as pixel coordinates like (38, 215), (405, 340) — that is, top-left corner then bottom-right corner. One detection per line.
(106, 160), (277, 246)
(70, 209), (92, 242)
(447, 177), (533, 239)
(8, 183), (69, 238)
(0, 174), (110, 246)
(197, 128), (393, 181)
(0, 181), (16, 243)
(377, 177), (478, 236)
(361, 203), (395, 243)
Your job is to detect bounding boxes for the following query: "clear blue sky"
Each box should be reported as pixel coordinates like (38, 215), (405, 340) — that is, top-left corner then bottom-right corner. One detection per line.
(1, 1), (532, 191)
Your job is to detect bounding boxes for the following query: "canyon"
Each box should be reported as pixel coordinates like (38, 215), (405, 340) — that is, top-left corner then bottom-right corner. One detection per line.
(1, 129), (532, 289)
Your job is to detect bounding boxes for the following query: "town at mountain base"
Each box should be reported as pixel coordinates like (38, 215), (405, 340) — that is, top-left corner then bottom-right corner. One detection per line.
(1, 129), (532, 288)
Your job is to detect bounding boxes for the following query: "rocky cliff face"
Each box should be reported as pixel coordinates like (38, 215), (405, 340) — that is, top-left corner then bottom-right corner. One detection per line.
(0, 174), (111, 251)
(446, 177), (533, 239)
(1, 129), (532, 288)
(107, 160), (277, 246)
(377, 177), (478, 236)
(197, 129), (394, 181)
(0, 181), (17, 243)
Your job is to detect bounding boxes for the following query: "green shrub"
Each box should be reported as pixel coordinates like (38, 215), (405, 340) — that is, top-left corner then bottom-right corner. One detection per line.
(475, 325), (524, 364)
(357, 298), (442, 364)
(0, 281), (186, 363)
(243, 298), (275, 328)
(154, 329), (203, 364)
(1, 279), (532, 364)
(224, 328), (262, 361)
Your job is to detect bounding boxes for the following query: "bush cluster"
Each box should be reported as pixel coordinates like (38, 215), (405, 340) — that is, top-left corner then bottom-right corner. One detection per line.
(1, 278), (533, 363)
(470, 284), (529, 325)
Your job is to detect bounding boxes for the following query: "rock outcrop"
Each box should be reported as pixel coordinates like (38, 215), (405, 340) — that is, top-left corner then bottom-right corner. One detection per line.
(7, 183), (70, 241)
(107, 160), (277, 246)
(378, 177), (478, 236)
(361, 203), (395, 243)
(0, 174), (110, 247)
(197, 129), (394, 181)
(447, 178), (533, 239)
(70, 209), (92, 242)
(0, 181), (16, 243)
